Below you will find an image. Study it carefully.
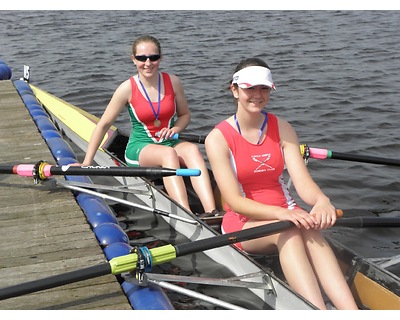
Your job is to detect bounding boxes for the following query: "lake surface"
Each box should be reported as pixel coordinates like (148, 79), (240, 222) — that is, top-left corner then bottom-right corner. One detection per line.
(2, 10), (399, 212)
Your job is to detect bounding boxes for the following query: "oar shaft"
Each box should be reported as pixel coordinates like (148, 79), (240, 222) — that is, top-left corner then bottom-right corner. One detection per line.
(308, 147), (400, 166)
(0, 164), (201, 178)
(176, 210), (343, 256)
(0, 263), (111, 301)
(50, 165), (200, 178)
(329, 151), (400, 166)
(335, 217), (400, 228)
(175, 133), (206, 144)
(175, 221), (294, 257)
(0, 165), (15, 173)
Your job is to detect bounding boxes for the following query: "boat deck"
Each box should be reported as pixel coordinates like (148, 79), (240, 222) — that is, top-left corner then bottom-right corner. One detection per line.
(0, 80), (132, 310)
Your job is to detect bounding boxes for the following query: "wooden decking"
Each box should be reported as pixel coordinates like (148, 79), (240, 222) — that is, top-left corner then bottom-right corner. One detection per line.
(0, 80), (132, 310)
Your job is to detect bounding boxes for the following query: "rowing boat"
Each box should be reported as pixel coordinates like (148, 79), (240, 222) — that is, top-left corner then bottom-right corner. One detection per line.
(12, 76), (400, 310)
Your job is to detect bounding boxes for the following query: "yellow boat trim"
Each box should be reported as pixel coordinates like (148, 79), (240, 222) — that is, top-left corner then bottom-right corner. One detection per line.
(352, 271), (400, 310)
(30, 84), (117, 151)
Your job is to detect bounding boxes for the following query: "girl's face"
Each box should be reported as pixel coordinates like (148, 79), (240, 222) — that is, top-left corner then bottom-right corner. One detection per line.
(132, 41), (161, 78)
(231, 84), (271, 112)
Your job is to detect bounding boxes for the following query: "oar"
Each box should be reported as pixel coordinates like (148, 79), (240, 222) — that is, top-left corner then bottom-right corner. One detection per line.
(175, 133), (206, 144)
(155, 135), (400, 167)
(0, 162), (201, 180)
(0, 219), (296, 301)
(0, 209), (346, 301)
(301, 145), (400, 167)
(156, 133), (400, 167)
(2, 212), (395, 303)
(335, 216), (400, 228)
(156, 132), (206, 144)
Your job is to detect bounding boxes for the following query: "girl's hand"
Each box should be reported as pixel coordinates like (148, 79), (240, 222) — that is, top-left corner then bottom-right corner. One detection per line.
(280, 208), (319, 229)
(68, 162), (83, 166)
(309, 199), (337, 230)
(67, 162), (92, 167)
(156, 127), (178, 140)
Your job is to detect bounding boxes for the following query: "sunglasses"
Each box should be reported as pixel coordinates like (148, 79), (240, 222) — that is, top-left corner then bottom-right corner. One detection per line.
(134, 54), (161, 62)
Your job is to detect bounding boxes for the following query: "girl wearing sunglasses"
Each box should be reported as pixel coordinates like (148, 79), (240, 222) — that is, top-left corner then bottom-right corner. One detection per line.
(205, 57), (358, 310)
(79, 35), (218, 216)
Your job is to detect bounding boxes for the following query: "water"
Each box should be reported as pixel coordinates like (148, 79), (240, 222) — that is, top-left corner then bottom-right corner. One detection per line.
(1, 10), (400, 306)
(2, 10), (399, 210)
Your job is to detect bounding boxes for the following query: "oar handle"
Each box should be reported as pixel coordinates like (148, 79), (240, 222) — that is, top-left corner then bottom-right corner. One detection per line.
(156, 132), (206, 144)
(308, 147), (330, 160)
(176, 168), (201, 176)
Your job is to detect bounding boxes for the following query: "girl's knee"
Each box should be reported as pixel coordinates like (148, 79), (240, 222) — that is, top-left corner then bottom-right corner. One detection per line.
(177, 143), (204, 163)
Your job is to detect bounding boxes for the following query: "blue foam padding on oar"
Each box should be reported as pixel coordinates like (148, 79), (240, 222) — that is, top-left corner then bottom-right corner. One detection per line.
(176, 168), (201, 176)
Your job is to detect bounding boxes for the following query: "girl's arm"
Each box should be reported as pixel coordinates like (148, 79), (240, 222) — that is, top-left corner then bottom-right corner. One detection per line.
(279, 117), (337, 228)
(169, 74), (190, 133)
(82, 80), (131, 165)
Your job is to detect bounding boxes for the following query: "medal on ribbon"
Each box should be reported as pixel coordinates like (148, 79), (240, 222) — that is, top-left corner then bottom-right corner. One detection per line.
(138, 73), (161, 127)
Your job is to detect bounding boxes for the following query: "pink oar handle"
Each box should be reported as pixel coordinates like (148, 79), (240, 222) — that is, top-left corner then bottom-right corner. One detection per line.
(15, 164), (52, 177)
(308, 147), (329, 160)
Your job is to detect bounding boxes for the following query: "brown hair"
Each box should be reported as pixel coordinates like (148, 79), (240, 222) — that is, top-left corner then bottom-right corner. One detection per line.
(132, 35), (162, 56)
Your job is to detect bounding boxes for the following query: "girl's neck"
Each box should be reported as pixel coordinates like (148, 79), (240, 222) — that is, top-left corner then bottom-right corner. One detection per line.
(138, 72), (159, 88)
(234, 110), (268, 145)
(236, 109), (266, 128)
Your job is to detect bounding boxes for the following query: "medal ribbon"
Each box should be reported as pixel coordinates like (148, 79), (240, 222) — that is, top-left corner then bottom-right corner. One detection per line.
(234, 111), (268, 145)
(138, 73), (161, 125)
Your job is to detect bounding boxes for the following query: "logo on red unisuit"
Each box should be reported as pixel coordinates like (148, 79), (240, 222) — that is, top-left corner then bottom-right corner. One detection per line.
(251, 154), (275, 173)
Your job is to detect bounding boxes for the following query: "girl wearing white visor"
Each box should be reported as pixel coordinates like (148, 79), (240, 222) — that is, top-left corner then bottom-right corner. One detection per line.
(205, 57), (358, 310)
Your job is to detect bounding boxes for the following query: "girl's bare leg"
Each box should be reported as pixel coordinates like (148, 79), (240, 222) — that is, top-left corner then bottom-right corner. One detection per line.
(301, 229), (359, 310)
(175, 142), (216, 213)
(242, 222), (327, 309)
(139, 144), (191, 211)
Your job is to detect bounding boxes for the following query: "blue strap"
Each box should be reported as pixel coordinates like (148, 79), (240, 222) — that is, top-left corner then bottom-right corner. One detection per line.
(234, 111), (268, 145)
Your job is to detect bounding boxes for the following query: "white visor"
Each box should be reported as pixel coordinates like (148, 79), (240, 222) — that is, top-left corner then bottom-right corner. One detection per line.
(232, 66), (276, 90)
